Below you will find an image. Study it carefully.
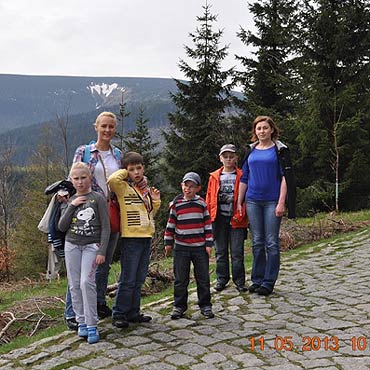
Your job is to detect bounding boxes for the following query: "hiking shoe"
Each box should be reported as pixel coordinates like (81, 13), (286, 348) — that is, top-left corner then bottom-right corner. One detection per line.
(112, 317), (129, 328)
(65, 317), (78, 331)
(78, 323), (88, 338)
(256, 286), (272, 296)
(97, 303), (112, 319)
(214, 282), (226, 292)
(248, 284), (260, 293)
(236, 285), (248, 292)
(200, 307), (215, 319)
(128, 314), (152, 323)
(87, 326), (99, 344)
(171, 307), (185, 320)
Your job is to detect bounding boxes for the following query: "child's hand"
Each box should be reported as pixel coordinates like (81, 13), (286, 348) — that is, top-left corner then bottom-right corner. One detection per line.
(206, 247), (212, 258)
(96, 255), (105, 265)
(150, 187), (161, 201)
(71, 196), (87, 207)
(164, 245), (172, 257)
(57, 194), (69, 204)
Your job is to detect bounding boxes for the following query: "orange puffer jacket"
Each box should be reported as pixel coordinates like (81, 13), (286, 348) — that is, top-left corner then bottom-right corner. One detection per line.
(206, 167), (248, 228)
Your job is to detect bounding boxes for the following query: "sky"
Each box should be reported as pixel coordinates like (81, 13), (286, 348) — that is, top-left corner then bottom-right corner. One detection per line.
(0, 0), (254, 80)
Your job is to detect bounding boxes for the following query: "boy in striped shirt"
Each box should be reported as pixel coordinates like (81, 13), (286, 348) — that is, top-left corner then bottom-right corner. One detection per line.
(164, 172), (214, 320)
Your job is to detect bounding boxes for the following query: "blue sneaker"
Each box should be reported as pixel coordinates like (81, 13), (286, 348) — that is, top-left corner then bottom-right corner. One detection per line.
(78, 323), (88, 338)
(87, 326), (99, 344)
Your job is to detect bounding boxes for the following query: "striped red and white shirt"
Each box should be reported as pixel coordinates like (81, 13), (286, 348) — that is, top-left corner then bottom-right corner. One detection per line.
(164, 195), (213, 248)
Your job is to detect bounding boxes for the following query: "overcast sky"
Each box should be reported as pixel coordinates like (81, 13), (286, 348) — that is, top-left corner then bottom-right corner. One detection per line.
(0, 0), (254, 80)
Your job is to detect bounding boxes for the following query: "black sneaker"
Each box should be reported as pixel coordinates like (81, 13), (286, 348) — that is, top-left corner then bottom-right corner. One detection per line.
(214, 282), (226, 292)
(65, 317), (78, 331)
(200, 307), (215, 319)
(112, 316), (129, 328)
(97, 303), (112, 319)
(236, 285), (248, 292)
(128, 314), (152, 323)
(248, 284), (260, 293)
(256, 286), (272, 296)
(171, 307), (185, 320)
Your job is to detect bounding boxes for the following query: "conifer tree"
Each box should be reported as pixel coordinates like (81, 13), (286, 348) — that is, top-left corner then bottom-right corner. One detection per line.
(124, 107), (159, 184)
(295, 0), (370, 211)
(163, 2), (234, 190)
(234, 0), (300, 146)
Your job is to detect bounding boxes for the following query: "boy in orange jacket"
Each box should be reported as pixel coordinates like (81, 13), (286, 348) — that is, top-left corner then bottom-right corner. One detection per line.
(206, 144), (248, 292)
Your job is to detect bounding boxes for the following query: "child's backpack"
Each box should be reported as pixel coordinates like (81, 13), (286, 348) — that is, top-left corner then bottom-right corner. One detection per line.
(82, 141), (122, 163)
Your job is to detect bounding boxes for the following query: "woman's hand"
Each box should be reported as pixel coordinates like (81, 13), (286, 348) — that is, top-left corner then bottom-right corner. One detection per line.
(236, 203), (244, 216)
(275, 202), (285, 217)
(96, 255), (106, 265)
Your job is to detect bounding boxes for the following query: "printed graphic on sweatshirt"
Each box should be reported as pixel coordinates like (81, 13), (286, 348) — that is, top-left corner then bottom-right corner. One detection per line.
(71, 207), (96, 236)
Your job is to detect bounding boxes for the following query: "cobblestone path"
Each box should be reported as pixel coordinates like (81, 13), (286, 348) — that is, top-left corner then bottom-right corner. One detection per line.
(1, 229), (370, 370)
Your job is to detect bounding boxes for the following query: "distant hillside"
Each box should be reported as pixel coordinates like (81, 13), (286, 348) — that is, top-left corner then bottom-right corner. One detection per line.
(1, 102), (172, 165)
(0, 74), (178, 133)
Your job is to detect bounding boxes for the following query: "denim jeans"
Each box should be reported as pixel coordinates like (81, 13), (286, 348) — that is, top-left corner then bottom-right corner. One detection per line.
(173, 246), (212, 312)
(213, 215), (247, 287)
(247, 200), (282, 291)
(64, 232), (119, 318)
(112, 237), (151, 320)
(65, 241), (99, 326)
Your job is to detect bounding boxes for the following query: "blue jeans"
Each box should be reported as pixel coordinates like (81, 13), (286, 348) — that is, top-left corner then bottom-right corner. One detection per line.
(247, 200), (282, 291)
(112, 238), (151, 320)
(213, 215), (246, 287)
(64, 232), (119, 318)
(173, 246), (211, 312)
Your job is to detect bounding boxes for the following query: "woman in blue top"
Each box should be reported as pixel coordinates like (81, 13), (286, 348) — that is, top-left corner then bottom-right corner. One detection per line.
(237, 116), (296, 296)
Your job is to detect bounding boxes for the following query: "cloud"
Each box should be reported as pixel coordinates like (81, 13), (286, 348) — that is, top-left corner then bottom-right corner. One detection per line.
(0, 0), (254, 78)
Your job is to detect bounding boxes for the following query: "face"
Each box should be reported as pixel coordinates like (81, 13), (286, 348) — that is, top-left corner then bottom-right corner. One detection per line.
(220, 152), (238, 170)
(127, 163), (145, 183)
(181, 180), (200, 200)
(95, 115), (116, 142)
(70, 169), (92, 194)
(255, 120), (274, 142)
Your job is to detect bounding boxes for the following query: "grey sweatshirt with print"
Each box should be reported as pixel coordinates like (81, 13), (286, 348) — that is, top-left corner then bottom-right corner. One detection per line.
(58, 191), (110, 256)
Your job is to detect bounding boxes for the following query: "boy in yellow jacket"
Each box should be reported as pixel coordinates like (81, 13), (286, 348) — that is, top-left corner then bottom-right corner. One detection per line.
(108, 152), (161, 328)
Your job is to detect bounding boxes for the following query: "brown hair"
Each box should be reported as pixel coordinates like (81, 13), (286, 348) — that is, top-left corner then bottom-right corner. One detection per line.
(251, 115), (280, 142)
(121, 152), (144, 169)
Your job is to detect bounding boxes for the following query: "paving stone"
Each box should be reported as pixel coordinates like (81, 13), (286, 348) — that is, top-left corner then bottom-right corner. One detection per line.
(177, 343), (209, 356)
(19, 351), (50, 365)
(79, 356), (115, 368)
(165, 353), (197, 366)
(201, 352), (227, 363)
(107, 347), (139, 360)
(31, 356), (69, 370)
(127, 354), (159, 366)
(141, 363), (177, 370)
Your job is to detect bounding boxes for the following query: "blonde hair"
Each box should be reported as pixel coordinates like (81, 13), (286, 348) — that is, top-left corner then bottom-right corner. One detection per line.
(94, 111), (117, 127)
(69, 162), (91, 177)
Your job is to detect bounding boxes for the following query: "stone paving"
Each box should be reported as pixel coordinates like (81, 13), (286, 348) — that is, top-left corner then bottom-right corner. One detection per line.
(2, 229), (370, 370)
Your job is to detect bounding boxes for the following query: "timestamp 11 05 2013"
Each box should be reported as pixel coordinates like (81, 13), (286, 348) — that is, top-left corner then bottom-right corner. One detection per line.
(248, 336), (368, 352)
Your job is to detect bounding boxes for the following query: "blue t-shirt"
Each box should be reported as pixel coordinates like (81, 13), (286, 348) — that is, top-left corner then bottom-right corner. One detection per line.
(241, 146), (282, 201)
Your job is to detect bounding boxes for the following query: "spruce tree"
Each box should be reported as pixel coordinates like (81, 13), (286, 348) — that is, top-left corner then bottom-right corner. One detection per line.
(295, 0), (370, 211)
(124, 107), (159, 185)
(163, 2), (234, 190)
(234, 0), (301, 146)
